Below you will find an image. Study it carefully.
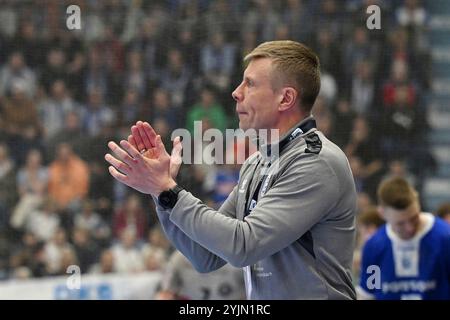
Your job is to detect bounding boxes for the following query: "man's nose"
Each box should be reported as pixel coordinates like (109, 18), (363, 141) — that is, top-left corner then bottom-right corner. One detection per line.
(232, 84), (243, 102)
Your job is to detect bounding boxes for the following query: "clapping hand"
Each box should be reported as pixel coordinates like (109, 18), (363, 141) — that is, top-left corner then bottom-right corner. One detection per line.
(105, 121), (182, 196)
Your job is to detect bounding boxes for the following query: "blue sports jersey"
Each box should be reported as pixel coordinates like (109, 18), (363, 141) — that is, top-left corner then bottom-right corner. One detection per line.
(358, 213), (450, 300)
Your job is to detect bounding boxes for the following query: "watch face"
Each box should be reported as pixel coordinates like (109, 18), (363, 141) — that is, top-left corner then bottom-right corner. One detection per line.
(158, 186), (182, 209)
(159, 190), (175, 209)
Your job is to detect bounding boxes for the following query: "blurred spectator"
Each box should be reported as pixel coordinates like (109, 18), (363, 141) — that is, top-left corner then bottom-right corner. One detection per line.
(350, 60), (375, 116)
(174, 27), (199, 75)
(319, 71), (338, 106)
(0, 0), (17, 38)
(98, 25), (125, 75)
(396, 0), (428, 51)
(119, 88), (142, 126)
(71, 227), (100, 274)
(331, 98), (357, 148)
(315, 0), (343, 40)
(123, 50), (146, 97)
(177, 164), (211, 202)
(111, 229), (144, 273)
(10, 149), (48, 230)
(40, 48), (68, 94)
(84, 48), (110, 99)
(24, 197), (60, 242)
(12, 21), (45, 68)
(81, 88), (115, 137)
(381, 77), (419, 160)
(58, 247), (79, 276)
(46, 111), (89, 160)
(380, 28), (413, 82)
(9, 232), (46, 279)
(159, 48), (191, 109)
(313, 28), (341, 85)
(353, 207), (385, 282)
(356, 192), (374, 215)
(87, 161), (114, 222)
(129, 16), (164, 83)
(113, 194), (148, 241)
(349, 156), (365, 194)
(0, 52), (36, 98)
(345, 117), (384, 199)
(48, 143), (90, 210)
(382, 60), (417, 108)
(202, 0), (238, 40)
(343, 27), (379, 90)
(282, 0), (313, 42)
(356, 207), (385, 248)
(312, 96), (333, 136)
(207, 163), (240, 209)
(0, 143), (16, 228)
(0, 78), (42, 165)
(89, 249), (115, 274)
(436, 203), (450, 225)
(147, 225), (172, 255)
(141, 227), (170, 272)
(396, 0), (431, 89)
(43, 228), (74, 276)
(274, 23), (291, 41)
(243, 0), (280, 42)
(149, 88), (179, 131)
(74, 199), (111, 245)
(155, 250), (245, 300)
(66, 51), (86, 101)
(186, 86), (228, 133)
(200, 31), (236, 93)
(38, 80), (78, 142)
(381, 158), (417, 187)
(239, 31), (258, 62)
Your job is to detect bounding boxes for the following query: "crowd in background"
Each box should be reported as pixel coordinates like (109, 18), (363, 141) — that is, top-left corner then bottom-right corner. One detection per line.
(0, 0), (443, 286)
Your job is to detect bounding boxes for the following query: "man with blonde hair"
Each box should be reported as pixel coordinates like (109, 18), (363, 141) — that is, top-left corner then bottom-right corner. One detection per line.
(105, 41), (357, 299)
(357, 177), (450, 300)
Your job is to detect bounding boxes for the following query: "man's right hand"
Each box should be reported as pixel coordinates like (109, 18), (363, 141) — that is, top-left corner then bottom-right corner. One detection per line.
(128, 121), (182, 180)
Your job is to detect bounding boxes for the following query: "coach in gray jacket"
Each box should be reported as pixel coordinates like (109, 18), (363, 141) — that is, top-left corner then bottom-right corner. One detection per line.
(105, 40), (357, 300)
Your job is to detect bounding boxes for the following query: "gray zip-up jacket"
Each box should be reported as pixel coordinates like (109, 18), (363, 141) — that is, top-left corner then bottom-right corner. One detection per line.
(153, 117), (357, 299)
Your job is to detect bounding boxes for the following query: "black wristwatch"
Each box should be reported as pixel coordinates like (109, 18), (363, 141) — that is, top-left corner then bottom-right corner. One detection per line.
(157, 185), (184, 209)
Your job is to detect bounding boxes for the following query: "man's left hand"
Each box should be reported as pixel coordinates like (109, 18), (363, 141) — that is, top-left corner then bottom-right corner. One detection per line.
(105, 135), (176, 196)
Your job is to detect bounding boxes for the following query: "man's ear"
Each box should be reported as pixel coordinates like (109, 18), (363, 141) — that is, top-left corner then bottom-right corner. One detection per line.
(278, 87), (298, 112)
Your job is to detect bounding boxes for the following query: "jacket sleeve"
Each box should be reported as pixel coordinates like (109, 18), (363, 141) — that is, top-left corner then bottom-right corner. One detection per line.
(168, 158), (342, 268)
(152, 185), (238, 273)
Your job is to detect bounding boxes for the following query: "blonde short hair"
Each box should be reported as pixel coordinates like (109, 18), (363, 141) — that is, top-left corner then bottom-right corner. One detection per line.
(244, 40), (321, 111)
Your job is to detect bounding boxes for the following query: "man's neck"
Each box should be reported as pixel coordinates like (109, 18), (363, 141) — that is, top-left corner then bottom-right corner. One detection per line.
(267, 111), (310, 144)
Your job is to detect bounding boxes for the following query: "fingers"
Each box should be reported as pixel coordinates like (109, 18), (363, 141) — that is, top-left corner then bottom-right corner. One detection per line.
(119, 139), (143, 160)
(155, 135), (169, 156)
(142, 122), (157, 147)
(104, 153), (131, 175)
(137, 121), (155, 150)
(131, 124), (146, 152)
(128, 134), (137, 148)
(108, 165), (129, 185)
(107, 141), (135, 166)
(171, 136), (183, 165)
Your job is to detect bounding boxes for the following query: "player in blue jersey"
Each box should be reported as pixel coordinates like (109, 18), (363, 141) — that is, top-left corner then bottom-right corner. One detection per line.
(357, 177), (450, 300)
